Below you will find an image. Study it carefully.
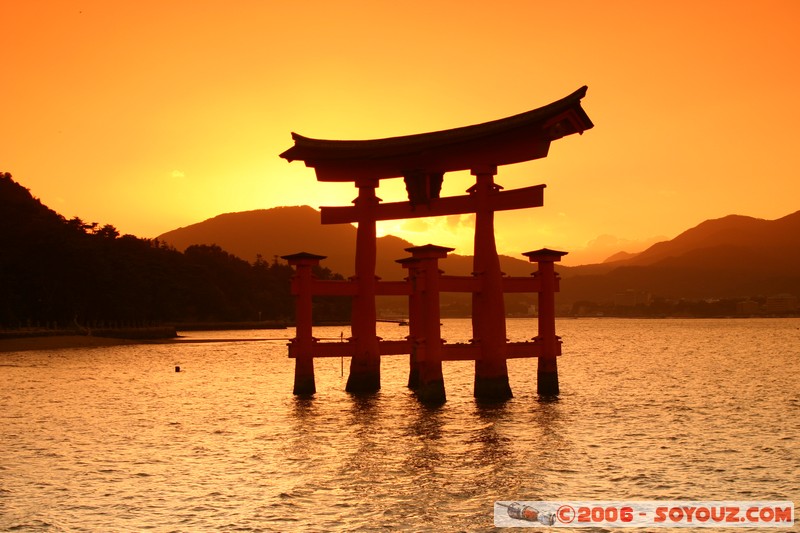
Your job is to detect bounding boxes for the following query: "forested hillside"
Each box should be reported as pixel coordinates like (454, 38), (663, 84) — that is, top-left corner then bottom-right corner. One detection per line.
(0, 173), (349, 329)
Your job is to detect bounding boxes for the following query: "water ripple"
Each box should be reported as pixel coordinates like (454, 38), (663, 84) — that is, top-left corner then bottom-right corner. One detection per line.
(1, 318), (798, 531)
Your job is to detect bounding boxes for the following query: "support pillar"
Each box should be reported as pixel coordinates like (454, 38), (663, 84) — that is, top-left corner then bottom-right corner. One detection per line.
(282, 252), (326, 395)
(470, 166), (512, 401)
(407, 245), (453, 404)
(346, 179), (381, 393)
(397, 257), (422, 389)
(523, 249), (567, 396)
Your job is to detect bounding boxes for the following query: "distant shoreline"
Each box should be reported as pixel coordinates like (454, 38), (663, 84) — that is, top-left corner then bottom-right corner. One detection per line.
(2, 316), (796, 354)
(0, 323), (277, 353)
(0, 335), (153, 353)
(0, 321), (288, 341)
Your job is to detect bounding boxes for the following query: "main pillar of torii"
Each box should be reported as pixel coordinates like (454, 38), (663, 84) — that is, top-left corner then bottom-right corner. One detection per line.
(280, 86), (593, 400)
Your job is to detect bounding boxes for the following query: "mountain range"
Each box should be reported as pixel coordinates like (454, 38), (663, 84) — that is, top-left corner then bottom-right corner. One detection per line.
(157, 206), (538, 281)
(559, 211), (800, 303)
(158, 206), (800, 306)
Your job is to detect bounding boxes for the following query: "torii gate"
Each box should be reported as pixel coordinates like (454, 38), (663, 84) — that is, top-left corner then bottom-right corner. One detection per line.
(280, 86), (593, 402)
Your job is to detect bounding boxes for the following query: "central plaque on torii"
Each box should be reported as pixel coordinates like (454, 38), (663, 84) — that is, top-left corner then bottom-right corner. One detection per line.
(280, 86), (593, 401)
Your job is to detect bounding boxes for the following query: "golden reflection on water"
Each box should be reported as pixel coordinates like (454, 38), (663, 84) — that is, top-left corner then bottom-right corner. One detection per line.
(1, 318), (798, 531)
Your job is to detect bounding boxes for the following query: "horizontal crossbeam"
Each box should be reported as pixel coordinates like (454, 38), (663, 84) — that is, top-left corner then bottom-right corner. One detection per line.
(291, 279), (413, 297)
(321, 184), (545, 224)
(292, 274), (558, 296)
(288, 338), (562, 359)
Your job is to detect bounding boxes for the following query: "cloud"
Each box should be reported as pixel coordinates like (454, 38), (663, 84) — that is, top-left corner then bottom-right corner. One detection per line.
(400, 219), (430, 232)
(445, 214), (474, 232)
(171, 170), (185, 178)
(564, 233), (667, 265)
(401, 216), (474, 235)
(389, 215), (477, 254)
(586, 234), (629, 249)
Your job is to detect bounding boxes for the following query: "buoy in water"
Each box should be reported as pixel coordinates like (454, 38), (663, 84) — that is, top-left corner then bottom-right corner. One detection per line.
(175, 366), (181, 372)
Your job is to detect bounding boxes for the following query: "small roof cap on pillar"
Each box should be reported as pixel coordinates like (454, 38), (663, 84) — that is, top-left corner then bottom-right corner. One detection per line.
(522, 248), (568, 262)
(396, 256), (421, 267)
(405, 244), (456, 259)
(281, 251), (327, 265)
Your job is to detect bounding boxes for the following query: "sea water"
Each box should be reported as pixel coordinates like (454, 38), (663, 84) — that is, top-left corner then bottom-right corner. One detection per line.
(1, 318), (798, 532)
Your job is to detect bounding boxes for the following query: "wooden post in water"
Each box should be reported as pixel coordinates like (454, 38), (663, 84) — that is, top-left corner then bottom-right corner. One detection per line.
(282, 252), (326, 395)
(397, 256), (423, 389)
(346, 179), (381, 393)
(470, 166), (512, 402)
(523, 249), (567, 396)
(407, 244), (453, 404)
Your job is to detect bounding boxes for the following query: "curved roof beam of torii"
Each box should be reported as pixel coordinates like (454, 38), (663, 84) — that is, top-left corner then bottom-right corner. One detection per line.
(279, 86), (593, 182)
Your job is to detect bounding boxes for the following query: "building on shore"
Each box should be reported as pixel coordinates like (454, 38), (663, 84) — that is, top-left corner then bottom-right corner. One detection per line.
(765, 294), (798, 314)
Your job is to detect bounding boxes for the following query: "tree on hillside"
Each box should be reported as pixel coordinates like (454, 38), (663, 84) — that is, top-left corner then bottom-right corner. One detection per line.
(0, 172), (351, 328)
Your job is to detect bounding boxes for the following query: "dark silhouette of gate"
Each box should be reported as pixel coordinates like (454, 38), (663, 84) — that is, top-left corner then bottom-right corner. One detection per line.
(280, 86), (593, 402)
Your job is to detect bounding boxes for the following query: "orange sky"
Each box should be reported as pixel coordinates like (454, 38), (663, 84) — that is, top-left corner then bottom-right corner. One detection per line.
(3, 1), (799, 265)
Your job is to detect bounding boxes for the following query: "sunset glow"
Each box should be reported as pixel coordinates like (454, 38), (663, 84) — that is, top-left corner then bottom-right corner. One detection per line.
(3, 1), (799, 265)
